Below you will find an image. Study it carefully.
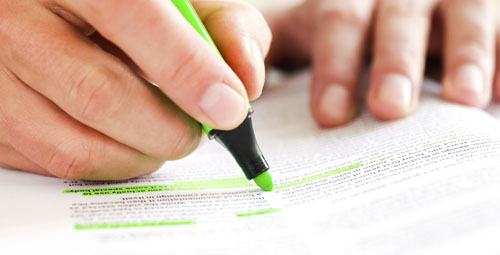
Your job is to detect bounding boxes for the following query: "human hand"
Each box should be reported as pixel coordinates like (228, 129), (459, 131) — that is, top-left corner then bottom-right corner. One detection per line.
(0, 0), (271, 179)
(267, 0), (497, 126)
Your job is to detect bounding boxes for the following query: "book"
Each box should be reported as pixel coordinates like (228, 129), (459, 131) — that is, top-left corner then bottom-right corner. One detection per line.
(1, 71), (500, 254)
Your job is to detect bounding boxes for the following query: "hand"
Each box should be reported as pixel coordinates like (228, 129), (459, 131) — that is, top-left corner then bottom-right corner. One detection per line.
(267, 0), (498, 126)
(0, 0), (271, 179)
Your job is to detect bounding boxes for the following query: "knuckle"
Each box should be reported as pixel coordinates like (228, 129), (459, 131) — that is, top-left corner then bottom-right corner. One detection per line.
(164, 125), (200, 160)
(0, 2), (20, 48)
(256, 19), (273, 52)
(84, 0), (162, 36)
(378, 47), (416, 66)
(459, 23), (493, 50)
(315, 56), (359, 85)
(240, 3), (273, 49)
(374, 43), (423, 80)
(0, 7), (8, 39)
(210, 1), (272, 55)
(230, 0), (271, 26)
(47, 141), (95, 179)
(83, 0), (141, 34)
(83, 0), (109, 21)
(166, 48), (204, 88)
(454, 44), (490, 64)
(66, 65), (126, 124)
(316, 1), (372, 27)
(84, 0), (129, 18)
(448, 0), (490, 8)
(225, 0), (254, 12)
(379, 43), (420, 64)
(381, 0), (435, 17)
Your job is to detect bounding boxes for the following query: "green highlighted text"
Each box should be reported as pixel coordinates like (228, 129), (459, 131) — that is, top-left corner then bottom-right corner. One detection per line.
(64, 177), (254, 196)
(63, 163), (362, 195)
(275, 162), (362, 190)
(236, 208), (282, 217)
(74, 220), (195, 230)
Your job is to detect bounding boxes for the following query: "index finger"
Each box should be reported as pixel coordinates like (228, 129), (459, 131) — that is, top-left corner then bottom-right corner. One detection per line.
(53, 0), (249, 129)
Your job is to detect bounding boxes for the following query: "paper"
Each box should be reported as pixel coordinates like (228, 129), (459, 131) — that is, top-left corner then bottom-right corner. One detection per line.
(1, 71), (500, 255)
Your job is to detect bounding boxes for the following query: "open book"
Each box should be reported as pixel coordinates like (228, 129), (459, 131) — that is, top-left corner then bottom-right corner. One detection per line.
(1, 71), (500, 255)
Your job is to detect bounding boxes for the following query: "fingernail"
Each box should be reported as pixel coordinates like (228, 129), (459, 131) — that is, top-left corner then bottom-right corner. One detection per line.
(320, 84), (350, 121)
(378, 74), (412, 109)
(200, 82), (246, 127)
(453, 64), (483, 94)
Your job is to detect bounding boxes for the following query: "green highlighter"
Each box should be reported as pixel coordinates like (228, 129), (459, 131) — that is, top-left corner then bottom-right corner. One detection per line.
(171, 0), (273, 191)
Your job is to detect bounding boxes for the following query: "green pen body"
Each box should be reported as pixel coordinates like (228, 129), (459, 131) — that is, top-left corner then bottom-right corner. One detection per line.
(171, 0), (220, 134)
(171, 0), (273, 191)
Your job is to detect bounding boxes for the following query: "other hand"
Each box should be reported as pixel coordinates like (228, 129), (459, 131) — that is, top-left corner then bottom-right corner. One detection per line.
(268, 0), (498, 126)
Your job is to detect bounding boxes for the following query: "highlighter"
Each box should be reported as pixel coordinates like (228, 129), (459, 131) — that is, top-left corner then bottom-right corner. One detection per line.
(171, 0), (273, 191)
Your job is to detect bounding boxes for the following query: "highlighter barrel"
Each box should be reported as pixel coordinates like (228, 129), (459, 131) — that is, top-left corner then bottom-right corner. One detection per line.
(171, 0), (273, 191)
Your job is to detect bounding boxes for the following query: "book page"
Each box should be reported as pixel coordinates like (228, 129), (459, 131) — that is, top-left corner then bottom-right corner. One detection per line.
(1, 71), (500, 255)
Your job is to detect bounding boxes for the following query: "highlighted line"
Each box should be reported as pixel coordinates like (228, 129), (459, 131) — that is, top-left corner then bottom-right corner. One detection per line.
(275, 162), (362, 190)
(236, 208), (282, 217)
(63, 163), (362, 195)
(74, 220), (195, 230)
(64, 177), (254, 196)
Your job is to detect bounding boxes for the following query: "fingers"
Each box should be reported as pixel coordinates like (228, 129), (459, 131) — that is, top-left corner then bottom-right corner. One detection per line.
(0, 145), (52, 177)
(86, 0), (272, 101)
(310, 0), (375, 127)
(0, 67), (163, 180)
(265, 4), (315, 70)
(367, 0), (437, 120)
(53, 0), (249, 129)
(0, 4), (200, 160)
(442, 0), (496, 107)
(193, 1), (272, 100)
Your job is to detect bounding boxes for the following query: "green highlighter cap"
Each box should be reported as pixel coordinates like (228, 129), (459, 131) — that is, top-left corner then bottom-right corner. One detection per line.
(171, 0), (273, 191)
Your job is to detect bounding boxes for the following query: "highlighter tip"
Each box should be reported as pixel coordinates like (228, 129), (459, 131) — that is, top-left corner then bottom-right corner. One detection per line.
(253, 171), (273, 191)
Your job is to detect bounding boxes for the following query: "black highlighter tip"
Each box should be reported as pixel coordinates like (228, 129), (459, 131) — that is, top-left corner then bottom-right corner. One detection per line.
(209, 109), (269, 180)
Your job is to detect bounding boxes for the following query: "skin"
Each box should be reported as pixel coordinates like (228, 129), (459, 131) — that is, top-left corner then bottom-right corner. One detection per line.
(1, 0), (498, 180)
(0, 0), (271, 179)
(267, 0), (499, 127)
